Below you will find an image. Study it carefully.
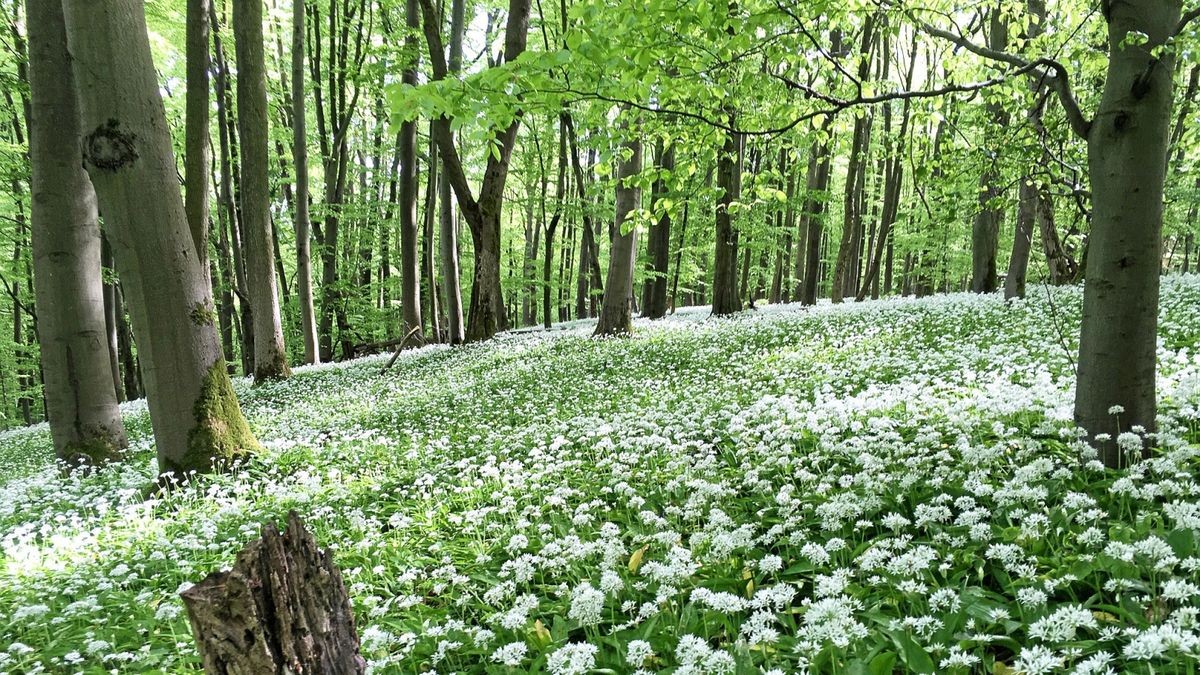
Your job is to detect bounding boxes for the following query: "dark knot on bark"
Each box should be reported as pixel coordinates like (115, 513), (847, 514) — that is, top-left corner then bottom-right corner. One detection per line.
(83, 119), (138, 171)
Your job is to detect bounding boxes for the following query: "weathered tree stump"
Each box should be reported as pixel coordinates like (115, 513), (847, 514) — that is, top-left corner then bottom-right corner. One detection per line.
(180, 512), (366, 674)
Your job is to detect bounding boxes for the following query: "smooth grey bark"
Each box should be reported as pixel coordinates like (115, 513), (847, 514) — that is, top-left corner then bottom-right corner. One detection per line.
(234, 0), (290, 381)
(799, 127), (834, 305)
(436, 0), (467, 344)
(293, 0), (320, 364)
(712, 123), (742, 316)
(185, 0), (210, 277)
(399, 0), (425, 343)
(642, 141), (675, 319)
(1074, 0), (1180, 467)
(27, 0), (127, 467)
(594, 131), (642, 336)
(970, 9), (1009, 294)
(1005, 178), (1038, 300)
(62, 0), (259, 478)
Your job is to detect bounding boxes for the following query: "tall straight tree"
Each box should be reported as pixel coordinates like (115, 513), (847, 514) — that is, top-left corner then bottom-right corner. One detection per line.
(417, 0), (532, 341)
(234, 0), (290, 381)
(641, 140), (674, 319)
(711, 123), (742, 316)
(594, 124), (642, 336)
(970, 8), (1009, 294)
(292, 0), (319, 364)
(27, 0), (127, 467)
(185, 0), (210, 273)
(62, 0), (260, 478)
(399, 0), (424, 342)
(437, 0), (467, 344)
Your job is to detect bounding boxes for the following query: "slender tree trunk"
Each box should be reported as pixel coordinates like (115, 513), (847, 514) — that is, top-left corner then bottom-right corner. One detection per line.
(1074, 0), (1178, 467)
(971, 9), (1009, 294)
(594, 129), (642, 336)
(423, 131), (442, 342)
(185, 0), (211, 278)
(398, 0), (425, 343)
(63, 0), (260, 478)
(642, 141), (675, 318)
(712, 123), (742, 316)
(292, 0), (319, 364)
(234, 0), (290, 381)
(213, 8), (254, 375)
(28, 0), (128, 466)
(800, 128), (834, 305)
(543, 114), (567, 328)
(101, 236), (125, 401)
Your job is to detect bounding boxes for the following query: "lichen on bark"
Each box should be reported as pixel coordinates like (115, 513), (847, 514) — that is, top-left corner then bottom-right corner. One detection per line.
(178, 360), (261, 476)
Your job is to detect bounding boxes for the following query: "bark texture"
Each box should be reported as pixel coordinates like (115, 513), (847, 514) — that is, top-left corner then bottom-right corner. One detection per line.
(234, 0), (291, 381)
(28, 0), (127, 467)
(594, 131), (642, 336)
(293, 0), (320, 364)
(711, 125), (742, 316)
(181, 512), (366, 674)
(62, 0), (259, 478)
(1075, 0), (1179, 467)
(642, 141), (674, 319)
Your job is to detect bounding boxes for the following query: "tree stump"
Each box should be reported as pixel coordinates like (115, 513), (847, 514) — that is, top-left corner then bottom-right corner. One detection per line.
(180, 511), (366, 674)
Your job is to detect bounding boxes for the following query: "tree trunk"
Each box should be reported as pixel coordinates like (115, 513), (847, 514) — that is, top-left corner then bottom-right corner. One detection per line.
(234, 0), (290, 381)
(712, 123), (742, 316)
(1004, 178), (1038, 299)
(293, 0), (320, 364)
(28, 0), (128, 466)
(182, 512), (366, 674)
(543, 114), (567, 328)
(642, 141), (675, 319)
(417, 0), (530, 342)
(1074, 0), (1178, 468)
(212, 9), (254, 376)
(399, 0), (425, 344)
(101, 237), (125, 401)
(594, 129), (642, 336)
(800, 127), (834, 305)
(435, 0), (467, 344)
(185, 0), (211, 276)
(970, 9), (1009, 294)
(423, 132), (442, 342)
(63, 0), (260, 479)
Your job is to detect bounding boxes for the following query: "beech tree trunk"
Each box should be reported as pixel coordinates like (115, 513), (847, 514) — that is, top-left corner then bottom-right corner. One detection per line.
(970, 9), (1009, 294)
(712, 123), (742, 316)
(399, 0), (425, 343)
(293, 0), (320, 364)
(28, 0), (127, 467)
(543, 114), (567, 328)
(182, 512), (366, 674)
(799, 128), (833, 305)
(642, 141), (675, 319)
(435, 0), (467, 345)
(185, 0), (210, 275)
(234, 0), (290, 381)
(418, 0), (530, 342)
(595, 129), (642, 336)
(1074, 0), (1179, 467)
(62, 0), (260, 478)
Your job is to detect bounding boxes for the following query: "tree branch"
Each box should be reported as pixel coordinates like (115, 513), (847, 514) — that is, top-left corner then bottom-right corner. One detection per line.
(903, 8), (1092, 139)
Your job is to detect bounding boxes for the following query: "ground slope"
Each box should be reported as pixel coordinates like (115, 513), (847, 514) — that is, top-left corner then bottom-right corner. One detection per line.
(3, 281), (1200, 673)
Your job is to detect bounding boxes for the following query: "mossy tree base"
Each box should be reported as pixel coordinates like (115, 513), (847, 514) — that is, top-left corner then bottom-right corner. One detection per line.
(164, 360), (261, 479)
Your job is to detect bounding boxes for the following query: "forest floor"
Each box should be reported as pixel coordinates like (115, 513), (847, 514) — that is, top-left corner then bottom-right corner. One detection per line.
(3, 280), (1200, 673)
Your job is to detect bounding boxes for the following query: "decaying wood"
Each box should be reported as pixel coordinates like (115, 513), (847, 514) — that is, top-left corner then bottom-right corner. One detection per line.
(181, 512), (365, 674)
